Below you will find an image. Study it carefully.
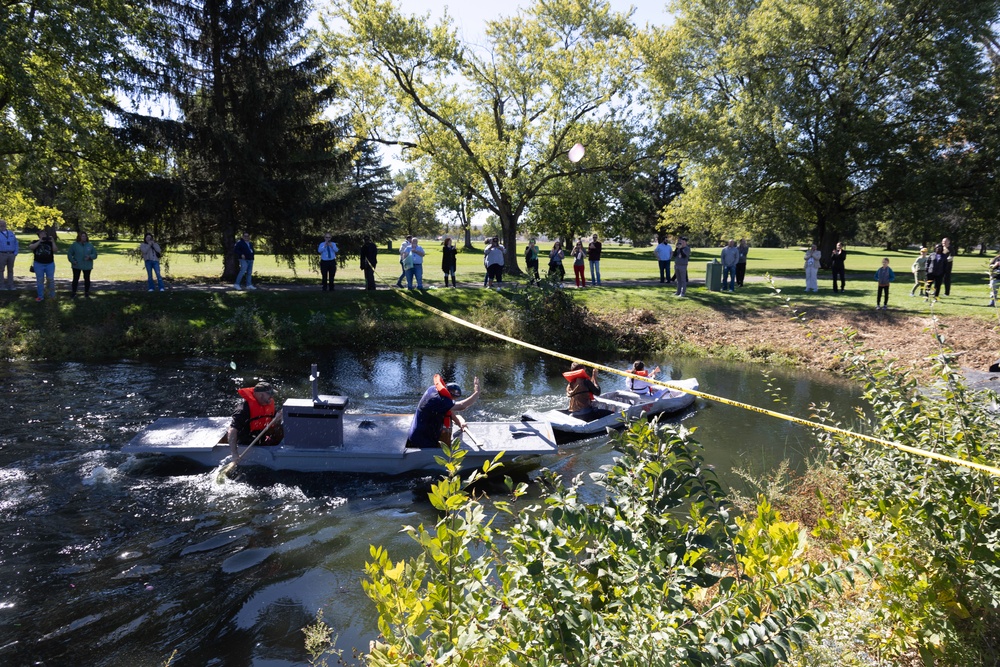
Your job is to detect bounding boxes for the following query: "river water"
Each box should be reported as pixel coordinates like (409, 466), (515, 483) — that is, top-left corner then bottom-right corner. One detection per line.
(0, 349), (857, 666)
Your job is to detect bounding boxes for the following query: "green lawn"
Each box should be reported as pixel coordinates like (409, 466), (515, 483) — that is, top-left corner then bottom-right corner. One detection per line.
(9, 234), (998, 319)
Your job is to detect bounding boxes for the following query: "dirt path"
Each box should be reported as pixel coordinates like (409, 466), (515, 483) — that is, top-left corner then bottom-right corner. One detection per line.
(659, 304), (1000, 375)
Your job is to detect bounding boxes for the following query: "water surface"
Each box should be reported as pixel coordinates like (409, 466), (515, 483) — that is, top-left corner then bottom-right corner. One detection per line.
(0, 349), (858, 666)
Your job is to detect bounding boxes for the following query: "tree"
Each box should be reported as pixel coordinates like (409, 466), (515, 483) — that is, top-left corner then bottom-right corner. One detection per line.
(391, 177), (439, 238)
(1, 0), (155, 232)
(108, 0), (353, 280)
(322, 0), (649, 274)
(338, 141), (397, 258)
(645, 0), (999, 264)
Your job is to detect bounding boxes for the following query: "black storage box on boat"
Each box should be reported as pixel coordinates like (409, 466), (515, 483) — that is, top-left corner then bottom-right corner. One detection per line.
(281, 396), (349, 449)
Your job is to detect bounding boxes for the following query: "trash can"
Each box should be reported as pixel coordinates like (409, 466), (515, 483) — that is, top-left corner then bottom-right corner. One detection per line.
(705, 260), (722, 292)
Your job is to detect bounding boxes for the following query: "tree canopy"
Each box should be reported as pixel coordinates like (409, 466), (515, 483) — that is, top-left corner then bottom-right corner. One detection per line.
(645, 0), (1000, 262)
(107, 0), (354, 279)
(322, 0), (652, 272)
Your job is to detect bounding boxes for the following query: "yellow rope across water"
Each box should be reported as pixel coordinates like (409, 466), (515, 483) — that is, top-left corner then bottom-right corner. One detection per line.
(385, 283), (1000, 478)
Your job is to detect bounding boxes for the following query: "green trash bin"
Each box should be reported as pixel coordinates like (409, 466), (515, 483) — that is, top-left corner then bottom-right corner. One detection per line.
(705, 260), (722, 292)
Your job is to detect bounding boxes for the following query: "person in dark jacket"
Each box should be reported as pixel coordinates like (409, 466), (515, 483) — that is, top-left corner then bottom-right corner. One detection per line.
(441, 237), (458, 287)
(407, 375), (480, 448)
(830, 242), (848, 293)
(925, 244), (947, 299)
(234, 232), (255, 290)
(360, 238), (378, 290)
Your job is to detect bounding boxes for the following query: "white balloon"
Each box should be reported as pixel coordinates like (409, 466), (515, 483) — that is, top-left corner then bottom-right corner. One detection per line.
(567, 143), (585, 163)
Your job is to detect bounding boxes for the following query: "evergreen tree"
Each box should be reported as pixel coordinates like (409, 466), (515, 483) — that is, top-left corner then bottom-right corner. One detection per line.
(107, 0), (352, 279)
(337, 141), (396, 258)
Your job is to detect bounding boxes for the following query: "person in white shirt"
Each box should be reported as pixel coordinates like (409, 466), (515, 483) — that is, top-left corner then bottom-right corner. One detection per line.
(654, 237), (673, 284)
(396, 235), (411, 288)
(0, 219), (18, 290)
(317, 234), (339, 291)
(405, 237), (425, 289)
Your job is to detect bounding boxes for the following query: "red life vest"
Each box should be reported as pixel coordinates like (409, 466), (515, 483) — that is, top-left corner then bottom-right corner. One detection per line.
(433, 374), (454, 430)
(563, 368), (595, 402)
(238, 387), (276, 432)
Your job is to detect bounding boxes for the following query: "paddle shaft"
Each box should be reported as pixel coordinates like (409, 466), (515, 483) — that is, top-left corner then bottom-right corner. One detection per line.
(234, 414), (280, 465)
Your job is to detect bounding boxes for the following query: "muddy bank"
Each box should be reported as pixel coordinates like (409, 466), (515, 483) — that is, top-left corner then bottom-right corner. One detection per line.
(637, 305), (1000, 376)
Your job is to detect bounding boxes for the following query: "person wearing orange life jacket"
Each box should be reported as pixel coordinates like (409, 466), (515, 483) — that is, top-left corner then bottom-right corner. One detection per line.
(565, 362), (602, 418)
(626, 361), (661, 394)
(228, 382), (284, 458)
(407, 374), (481, 449)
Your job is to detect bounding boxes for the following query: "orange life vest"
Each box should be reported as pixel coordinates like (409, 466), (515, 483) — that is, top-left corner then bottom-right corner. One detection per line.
(564, 368), (595, 403)
(433, 374), (454, 430)
(238, 387), (276, 432)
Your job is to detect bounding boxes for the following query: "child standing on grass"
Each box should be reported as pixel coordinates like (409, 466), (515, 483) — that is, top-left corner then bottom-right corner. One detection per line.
(910, 247), (927, 297)
(874, 257), (895, 311)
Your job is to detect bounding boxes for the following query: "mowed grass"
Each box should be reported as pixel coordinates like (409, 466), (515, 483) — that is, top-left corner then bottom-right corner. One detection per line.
(7, 234), (999, 320)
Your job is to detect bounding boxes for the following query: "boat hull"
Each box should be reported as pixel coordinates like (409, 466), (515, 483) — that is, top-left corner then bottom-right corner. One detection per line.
(122, 414), (558, 474)
(521, 378), (699, 443)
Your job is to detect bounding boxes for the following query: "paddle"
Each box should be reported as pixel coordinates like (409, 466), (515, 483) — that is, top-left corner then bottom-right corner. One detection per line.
(216, 414), (280, 480)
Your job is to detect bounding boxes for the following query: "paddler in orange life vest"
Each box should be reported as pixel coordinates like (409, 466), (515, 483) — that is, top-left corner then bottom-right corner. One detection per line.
(406, 374), (480, 449)
(626, 360), (661, 394)
(228, 382), (284, 459)
(565, 362), (602, 419)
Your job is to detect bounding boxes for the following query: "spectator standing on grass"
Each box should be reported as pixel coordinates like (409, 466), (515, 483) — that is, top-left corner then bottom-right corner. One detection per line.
(0, 218), (18, 290)
(29, 228), (57, 302)
(720, 240), (739, 292)
(396, 235), (412, 288)
(524, 238), (540, 283)
(673, 237), (690, 297)
(830, 242), (847, 293)
(318, 234), (339, 291)
(736, 239), (749, 287)
(572, 239), (587, 287)
(360, 238), (378, 290)
(925, 243), (946, 299)
(910, 248), (928, 297)
(67, 231), (97, 299)
(441, 237), (458, 287)
(941, 237), (954, 296)
(988, 252), (999, 307)
(587, 234), (602, 286)
(234, 232), (255, 290)
(874, 257), (895, 311)
(405, 236), (425, 289)
(548, 241), (565, 282)
(654, 237), (673, 284)
(485, 237), (505, 287)
(139, 233), (165, 292)
(804, 244), (820, 292)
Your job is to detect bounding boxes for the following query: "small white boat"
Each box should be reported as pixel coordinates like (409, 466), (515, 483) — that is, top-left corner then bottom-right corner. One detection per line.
(122, 367), (558, 474)
(521, 378), (699, 443)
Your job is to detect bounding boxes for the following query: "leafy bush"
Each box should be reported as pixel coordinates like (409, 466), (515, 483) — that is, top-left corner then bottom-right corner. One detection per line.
(809, 331), (1000, 665)
(360, 422), (878, 666)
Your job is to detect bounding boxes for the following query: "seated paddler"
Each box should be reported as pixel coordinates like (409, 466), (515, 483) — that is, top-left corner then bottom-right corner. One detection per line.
(626, 360), (661, 394)
(228, 382), (284, 459)
(406, 374), (480, 449)
(564, 362), (605, 420)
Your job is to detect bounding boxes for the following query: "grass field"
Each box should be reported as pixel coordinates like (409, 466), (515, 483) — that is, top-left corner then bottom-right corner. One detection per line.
(8, 234), (998, 319)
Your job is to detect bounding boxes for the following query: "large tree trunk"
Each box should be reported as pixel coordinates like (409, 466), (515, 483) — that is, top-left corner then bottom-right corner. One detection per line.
(221, 227), (238, 282)
(499, 207), (522, 275)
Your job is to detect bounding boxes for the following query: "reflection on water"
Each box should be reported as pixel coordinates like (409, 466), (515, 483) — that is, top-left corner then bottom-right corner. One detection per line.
(0, 350), (857, 666)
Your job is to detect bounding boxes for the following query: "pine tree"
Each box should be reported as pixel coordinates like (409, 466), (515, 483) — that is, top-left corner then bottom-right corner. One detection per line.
(107, 0), (352, 280)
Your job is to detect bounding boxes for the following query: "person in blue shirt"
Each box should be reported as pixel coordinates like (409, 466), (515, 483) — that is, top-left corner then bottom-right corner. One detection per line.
(234, 232), (255, 290)
(406, 375), (480, 449)
(874, 257), (895, 311)
(317, 234), (339, 291)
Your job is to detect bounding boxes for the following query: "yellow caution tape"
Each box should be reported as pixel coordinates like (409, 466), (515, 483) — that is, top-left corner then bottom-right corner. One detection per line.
(379, 268), (1000, 478)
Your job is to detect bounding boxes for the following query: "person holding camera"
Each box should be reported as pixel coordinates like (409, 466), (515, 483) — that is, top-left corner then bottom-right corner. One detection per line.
(139, 233), (165, 291)
(29, 228), (57, 301)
